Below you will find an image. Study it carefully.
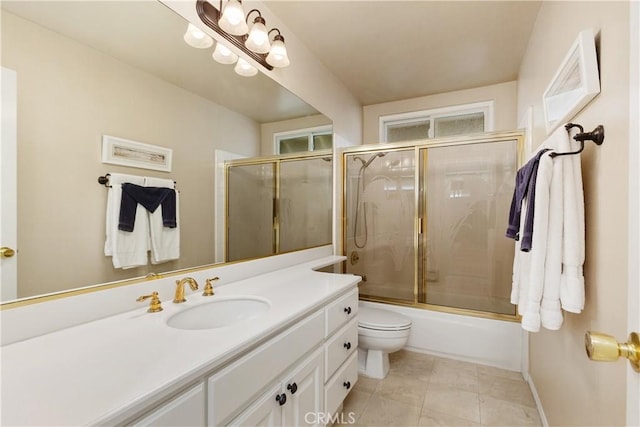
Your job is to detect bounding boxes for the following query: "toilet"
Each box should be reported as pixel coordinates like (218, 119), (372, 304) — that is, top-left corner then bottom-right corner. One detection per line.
(357, 304), (412, 379)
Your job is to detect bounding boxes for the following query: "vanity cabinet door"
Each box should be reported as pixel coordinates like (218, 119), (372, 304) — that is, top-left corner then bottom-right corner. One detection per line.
(228, 348), (323, 427)
(282, 348), (324, 427)
(227, 384), (282, 427)
(130, 383), (205, 427)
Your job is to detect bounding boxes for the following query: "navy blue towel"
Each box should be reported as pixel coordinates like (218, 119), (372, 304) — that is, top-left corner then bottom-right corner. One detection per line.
(506, 149), (550, 252)
(118, 183), (177, 232)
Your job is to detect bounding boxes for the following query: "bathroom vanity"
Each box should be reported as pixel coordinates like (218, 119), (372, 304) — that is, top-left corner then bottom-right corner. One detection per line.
(0, 250), (359, 426)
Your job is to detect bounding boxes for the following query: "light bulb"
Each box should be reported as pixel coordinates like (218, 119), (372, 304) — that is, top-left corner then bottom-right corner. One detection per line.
(183, 23), (213, 49)
(234, 58), (258, 77)
(212, 42), (238, 65)
(266, 35), (290, 68)
(219, 0), (248, 36)
(245, 17), (270, 54)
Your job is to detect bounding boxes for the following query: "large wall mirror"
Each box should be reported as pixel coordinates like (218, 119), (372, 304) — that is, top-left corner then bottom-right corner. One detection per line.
(0, 0), (333, 304)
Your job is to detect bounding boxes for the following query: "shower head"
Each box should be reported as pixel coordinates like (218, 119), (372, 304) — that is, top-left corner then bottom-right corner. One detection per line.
(353, 156), (367, 166)
(364, 152), (386, 168)
(353, 152), (387, 169)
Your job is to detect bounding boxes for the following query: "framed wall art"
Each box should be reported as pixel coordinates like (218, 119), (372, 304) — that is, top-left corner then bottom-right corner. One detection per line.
(101, 135), (172, 172)
(543, 29), (600, 134)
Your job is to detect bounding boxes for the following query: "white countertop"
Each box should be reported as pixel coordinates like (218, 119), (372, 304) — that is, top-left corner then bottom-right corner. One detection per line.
(0, 257), (358, 426)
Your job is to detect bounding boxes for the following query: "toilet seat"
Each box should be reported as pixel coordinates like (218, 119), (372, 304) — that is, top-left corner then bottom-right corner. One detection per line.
(358, 306), (412, 331)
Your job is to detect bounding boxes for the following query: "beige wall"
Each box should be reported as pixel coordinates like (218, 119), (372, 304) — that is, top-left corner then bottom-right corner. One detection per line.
(2, 12), (261, 297)
(362, 81), (518, 144)
(516, 2), (630, 425)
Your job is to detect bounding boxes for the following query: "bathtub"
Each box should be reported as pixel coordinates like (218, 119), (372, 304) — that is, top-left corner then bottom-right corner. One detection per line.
(359, 301), (524, 372)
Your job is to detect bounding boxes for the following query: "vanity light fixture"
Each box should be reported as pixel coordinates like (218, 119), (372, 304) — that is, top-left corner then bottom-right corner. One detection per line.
(234, 57), (258, 77)
(218, 0), (248, 36)
(212, 42), (238, 64)
(190, 0), (291, 74)
(183, 23), (214, 49)
(265, 29), (290, 68)
(244, 9), (271, 54)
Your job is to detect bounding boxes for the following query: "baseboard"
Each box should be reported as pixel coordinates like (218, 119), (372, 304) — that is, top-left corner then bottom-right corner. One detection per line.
(524, 371), (549, 427)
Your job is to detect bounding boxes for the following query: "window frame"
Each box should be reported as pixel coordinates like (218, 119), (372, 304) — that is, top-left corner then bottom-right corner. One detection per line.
(274, 125), (333, 154)
(379, 101), (495, 143)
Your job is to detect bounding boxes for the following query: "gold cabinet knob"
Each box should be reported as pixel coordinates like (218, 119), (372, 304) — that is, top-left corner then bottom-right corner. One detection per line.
(203, 277), (219, 296)
(137, 291), (163, 313)
(585, 331), (640, 372)
(0, 247), (15, 258)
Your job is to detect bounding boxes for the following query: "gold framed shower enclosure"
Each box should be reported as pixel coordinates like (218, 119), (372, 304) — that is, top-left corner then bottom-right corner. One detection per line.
(341, 131), (525, 322)
(225, 150), (333, 263)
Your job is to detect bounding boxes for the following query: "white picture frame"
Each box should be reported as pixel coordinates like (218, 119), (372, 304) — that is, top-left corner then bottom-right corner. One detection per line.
(101, 135), (172, 172)
(543, 29), (600, 134)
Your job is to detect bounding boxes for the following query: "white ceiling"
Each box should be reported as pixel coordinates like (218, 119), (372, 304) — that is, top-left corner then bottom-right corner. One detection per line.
(266, 0), (542, 105)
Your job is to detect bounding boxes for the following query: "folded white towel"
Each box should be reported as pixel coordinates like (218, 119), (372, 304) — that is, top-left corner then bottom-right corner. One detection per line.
(144, 177), (180, 264)
(520, 152), (553, 332)
(540, 148), (564, 330)
(104, 173), (148, 269)
(560, 133), (586, 312)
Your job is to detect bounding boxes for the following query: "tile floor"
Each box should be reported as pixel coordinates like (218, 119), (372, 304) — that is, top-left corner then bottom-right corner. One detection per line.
(342, 350), (542, 427)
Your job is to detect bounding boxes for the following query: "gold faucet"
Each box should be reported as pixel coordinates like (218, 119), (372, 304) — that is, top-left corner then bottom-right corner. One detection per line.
(174, 277), (198, 303)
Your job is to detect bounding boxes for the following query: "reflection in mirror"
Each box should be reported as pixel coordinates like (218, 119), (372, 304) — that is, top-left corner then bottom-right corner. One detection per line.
(0, 1), (332, 303)
(226, 152), (333, 261)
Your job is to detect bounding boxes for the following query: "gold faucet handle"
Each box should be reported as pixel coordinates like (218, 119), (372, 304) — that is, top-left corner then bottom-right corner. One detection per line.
(136, 291), (163, 313)
(203, 277), (219, 296)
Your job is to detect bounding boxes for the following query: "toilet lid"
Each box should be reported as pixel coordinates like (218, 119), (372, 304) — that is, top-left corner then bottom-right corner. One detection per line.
(358, 306), (412, 331)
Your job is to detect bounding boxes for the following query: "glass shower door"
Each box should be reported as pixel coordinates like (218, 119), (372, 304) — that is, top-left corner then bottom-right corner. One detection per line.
(345, 149), (417, 303)
(226, 162), (275, 261)
(420, 140), (517, 315)
(279, 157), (332, 252)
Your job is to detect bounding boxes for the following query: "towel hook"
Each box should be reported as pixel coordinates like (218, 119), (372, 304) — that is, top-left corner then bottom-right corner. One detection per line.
(98, 174), (111, 187)
(550, 123), (605, 158)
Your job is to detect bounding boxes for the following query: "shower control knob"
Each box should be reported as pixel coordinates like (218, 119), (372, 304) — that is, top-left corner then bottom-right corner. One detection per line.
(344, 306), (352, 315)
(343, 381), (351, 390)
(344, 342), (352, 350)
(287, 383), (298, 394)
(275, 393), (287, 406)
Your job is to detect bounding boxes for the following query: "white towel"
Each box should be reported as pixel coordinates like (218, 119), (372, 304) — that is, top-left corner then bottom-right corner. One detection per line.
(519, 152), (553, 332)
(104, 173), (149, 269)
(540, 149), (564, 330)
(144, 177), (180, 264)
(560, 132), (586, 312)
(510, 125), (579, 331)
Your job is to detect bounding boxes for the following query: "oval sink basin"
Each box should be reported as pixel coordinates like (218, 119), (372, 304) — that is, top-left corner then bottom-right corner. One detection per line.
(166, 297), (270, 330)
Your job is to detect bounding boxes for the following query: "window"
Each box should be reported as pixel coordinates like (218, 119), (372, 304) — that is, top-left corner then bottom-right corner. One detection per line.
(275, 125), (333, 154)
(380, 101), (494, 143)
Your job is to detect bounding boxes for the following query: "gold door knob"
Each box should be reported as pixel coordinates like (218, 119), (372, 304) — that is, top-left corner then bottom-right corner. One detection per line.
(585, 331), (640, 372)
(0, 247), (15, 258)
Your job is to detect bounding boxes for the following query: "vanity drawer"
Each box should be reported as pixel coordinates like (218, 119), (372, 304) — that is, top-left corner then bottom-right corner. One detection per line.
(324, 318), (358, 381)
(325, 288), (358, 337)
(324, 351), (358, 416)
(207, 310), (324, 426)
